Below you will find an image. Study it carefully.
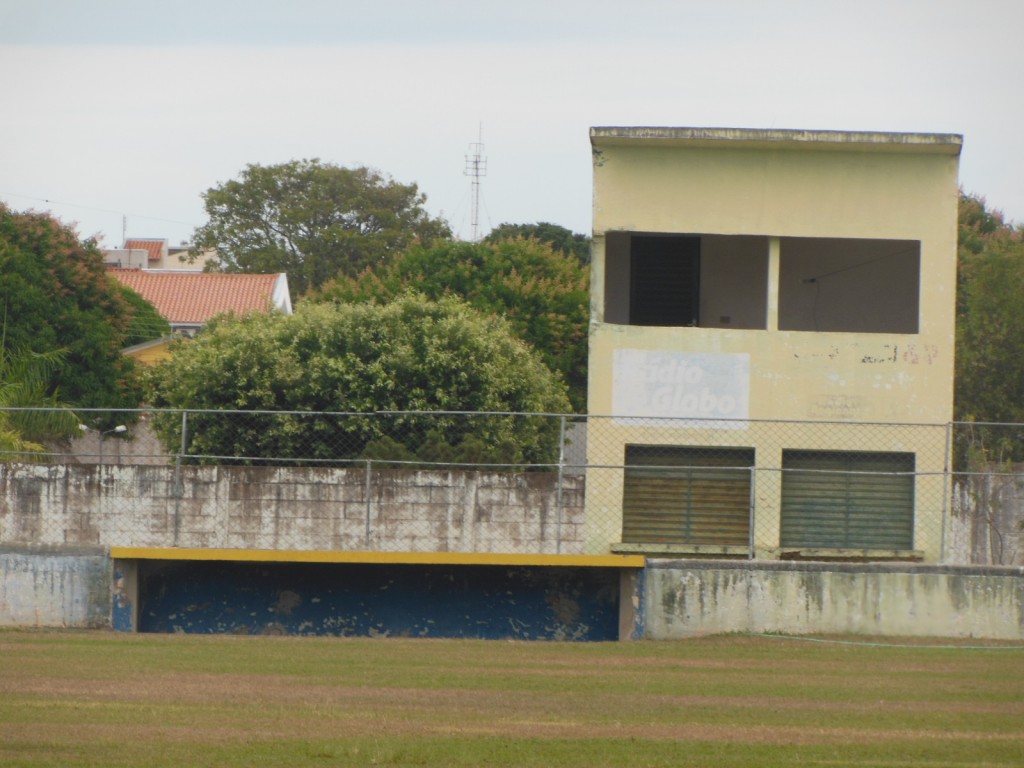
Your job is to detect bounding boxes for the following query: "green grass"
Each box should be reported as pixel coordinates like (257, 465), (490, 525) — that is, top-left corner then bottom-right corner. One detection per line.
(1, 631), (1022, 767)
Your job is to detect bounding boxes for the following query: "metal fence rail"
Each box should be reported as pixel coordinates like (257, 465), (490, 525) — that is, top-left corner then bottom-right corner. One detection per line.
(0, 409), (1021, 565)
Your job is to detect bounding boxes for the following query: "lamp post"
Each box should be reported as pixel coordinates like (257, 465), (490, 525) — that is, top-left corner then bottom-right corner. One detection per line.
(100, 423), (127, 466)
(79, 423), (126, 466)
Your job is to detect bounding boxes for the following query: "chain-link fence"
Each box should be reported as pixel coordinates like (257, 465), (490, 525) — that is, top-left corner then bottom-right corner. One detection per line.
(1, 408), (1021, 565)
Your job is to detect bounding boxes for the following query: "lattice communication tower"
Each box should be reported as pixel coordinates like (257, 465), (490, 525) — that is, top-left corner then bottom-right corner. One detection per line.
(463, 131), (487, 241)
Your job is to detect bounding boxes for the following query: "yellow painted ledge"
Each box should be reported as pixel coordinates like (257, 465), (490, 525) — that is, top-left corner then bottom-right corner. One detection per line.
(110, 547), (645, 569)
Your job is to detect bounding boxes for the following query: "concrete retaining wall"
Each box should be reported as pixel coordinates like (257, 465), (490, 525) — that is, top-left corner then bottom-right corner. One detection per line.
(951, 477), (1024, 565)
(644, 559), (1024, 640)
(0, 546), (111, 628)
(0, 463), (583, 554)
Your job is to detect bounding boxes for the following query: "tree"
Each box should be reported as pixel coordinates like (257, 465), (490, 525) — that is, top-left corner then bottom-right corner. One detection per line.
(145, 295), (571, 465)
(118, 284), (172, 347)
(484, 222), (591, 265)
(0, 341), (81, 460)
(311, 238), (590, 411)
(189, 160), (452, 296)
(954, 192), (1024, 463)
(0, 205), (155, 413)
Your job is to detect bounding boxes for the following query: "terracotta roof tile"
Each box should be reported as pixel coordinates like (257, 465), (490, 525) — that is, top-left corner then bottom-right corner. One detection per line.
(110, 269), (282, 325)
(123, 239), (166, 261)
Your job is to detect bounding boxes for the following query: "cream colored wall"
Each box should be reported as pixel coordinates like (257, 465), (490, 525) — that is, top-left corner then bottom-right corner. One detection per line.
(589, 143), (959, 425)
(125, 341), (172, 366)
(586, 137), (960, 560)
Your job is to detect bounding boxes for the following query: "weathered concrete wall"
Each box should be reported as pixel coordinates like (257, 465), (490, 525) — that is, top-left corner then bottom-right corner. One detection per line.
(950, 477), (1024, 565)
(644, 560), (1024, 640)
(0, 545), (111, 628)
(0, 463), (584, 555)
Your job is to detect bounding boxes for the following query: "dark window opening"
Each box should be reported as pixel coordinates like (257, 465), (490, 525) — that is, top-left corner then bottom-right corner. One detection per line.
(629, 236), (701, 326)
(604, 232), (768, 329)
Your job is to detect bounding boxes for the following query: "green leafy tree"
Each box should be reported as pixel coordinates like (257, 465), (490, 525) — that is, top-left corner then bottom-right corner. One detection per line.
(117, 284), (172, 347)
(954, 192), (1024, 463)
(145, 295), (571, 465)
(312, 238), (590, 411)
(0, 205), (154, 413)
(485, 222), (591, 265)
(190, 160), (452, 296)
(0, 342), (81, 460)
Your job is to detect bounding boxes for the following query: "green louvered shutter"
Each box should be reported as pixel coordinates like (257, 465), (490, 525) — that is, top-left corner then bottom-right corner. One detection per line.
(622, 446), (753, 546)
(780, 451), (915, 550)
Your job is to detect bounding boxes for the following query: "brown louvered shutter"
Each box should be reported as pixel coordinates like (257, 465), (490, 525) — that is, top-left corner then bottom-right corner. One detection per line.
(622, 445), (753, 546)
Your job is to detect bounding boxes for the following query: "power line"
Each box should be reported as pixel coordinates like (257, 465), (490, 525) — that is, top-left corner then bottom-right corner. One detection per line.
(0, 191), (199, 229)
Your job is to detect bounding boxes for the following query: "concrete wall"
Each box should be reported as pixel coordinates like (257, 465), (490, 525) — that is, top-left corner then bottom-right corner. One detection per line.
(0, 463), (584, 555)
(951, 476), (1024, 566)
(0, 545), (111, 628)
(644, 560), (1024, 640)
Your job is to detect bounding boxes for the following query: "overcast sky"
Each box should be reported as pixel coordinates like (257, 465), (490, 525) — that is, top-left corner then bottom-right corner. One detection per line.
(1, 0), (1022, 248)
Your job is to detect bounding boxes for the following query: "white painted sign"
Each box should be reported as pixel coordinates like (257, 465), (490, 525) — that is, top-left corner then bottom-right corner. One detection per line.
(612, 349), (750, 428)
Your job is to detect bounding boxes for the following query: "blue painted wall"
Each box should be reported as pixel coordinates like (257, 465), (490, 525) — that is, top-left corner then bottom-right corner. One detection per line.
(138, 561), (622, 641)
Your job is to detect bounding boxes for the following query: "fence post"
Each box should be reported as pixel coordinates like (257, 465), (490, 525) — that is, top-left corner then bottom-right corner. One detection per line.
(364, 459), (373, 549)
(748, 466), (756, 560)
(941, 420), (953, 563)
(172, 410), (188, 547)
(555, 415), (566, 555)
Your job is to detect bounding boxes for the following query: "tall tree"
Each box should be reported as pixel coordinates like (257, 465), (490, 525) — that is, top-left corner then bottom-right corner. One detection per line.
(0, 205), (152, 412)
(190, 160), (452, 296)
(145, 296), (571, 465)
(954, 192), (1024, 462)
(484, 222), (591, 265)
(312, 238), (590, 411)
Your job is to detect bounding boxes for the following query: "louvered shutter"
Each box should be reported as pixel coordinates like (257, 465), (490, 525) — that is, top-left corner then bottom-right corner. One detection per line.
(780, 451), (915, 550)
(622, 446), (753, 546)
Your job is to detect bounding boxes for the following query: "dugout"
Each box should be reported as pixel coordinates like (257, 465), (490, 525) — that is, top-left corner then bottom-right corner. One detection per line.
(111, 549), (645, 641)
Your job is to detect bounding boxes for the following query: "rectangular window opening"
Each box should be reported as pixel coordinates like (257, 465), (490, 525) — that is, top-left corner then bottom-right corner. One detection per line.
(778, 237), (920, 334)
(604, 233), (769, 329)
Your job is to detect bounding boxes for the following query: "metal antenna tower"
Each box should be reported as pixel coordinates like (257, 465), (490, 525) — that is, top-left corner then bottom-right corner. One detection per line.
(463, 127), (487, 241)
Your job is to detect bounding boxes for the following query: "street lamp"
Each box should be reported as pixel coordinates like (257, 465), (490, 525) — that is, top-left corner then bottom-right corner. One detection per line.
(81, 424), (127, 465)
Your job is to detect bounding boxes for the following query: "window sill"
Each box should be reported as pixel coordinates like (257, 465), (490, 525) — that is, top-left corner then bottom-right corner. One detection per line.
(777, 548), (924, 562)
(612, 543), (751, 558)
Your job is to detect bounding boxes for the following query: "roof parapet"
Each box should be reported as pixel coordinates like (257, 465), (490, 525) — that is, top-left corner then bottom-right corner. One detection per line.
(590, 126), (963, 155)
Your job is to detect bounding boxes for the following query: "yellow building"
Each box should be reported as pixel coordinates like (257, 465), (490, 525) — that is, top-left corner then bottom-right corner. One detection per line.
(586, 127), (962, 562)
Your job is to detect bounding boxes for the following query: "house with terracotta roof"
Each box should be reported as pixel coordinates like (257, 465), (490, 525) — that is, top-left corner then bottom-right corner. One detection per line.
(103, 238), (216, 270)
(110, 268), (292, 363)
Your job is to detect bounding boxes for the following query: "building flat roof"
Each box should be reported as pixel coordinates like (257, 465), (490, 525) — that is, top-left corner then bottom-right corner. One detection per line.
(590, 126), (963, 154)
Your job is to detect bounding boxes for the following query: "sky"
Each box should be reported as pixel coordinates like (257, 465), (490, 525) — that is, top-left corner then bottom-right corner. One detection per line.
(1, 0), (1022, 248)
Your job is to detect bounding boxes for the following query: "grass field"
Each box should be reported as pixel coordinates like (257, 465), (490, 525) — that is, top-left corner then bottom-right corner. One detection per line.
(1, 631), (1022, 767)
